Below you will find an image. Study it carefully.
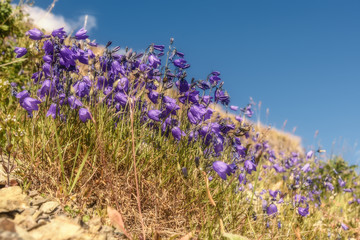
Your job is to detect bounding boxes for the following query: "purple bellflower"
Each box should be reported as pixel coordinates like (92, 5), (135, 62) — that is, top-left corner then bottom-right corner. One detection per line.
(298, 206), (309, 217)
(148, 110), (161, 121)
(46, 104), (57, 119)
(213, 161), (232, 180)
(26, 28), (44, 40)
(14, 47), (27, 58)
(79, 108), (92, 122)
(75, 28), (89, 40)
(244, 160), (256, 174)
(267, 203), (278, 216)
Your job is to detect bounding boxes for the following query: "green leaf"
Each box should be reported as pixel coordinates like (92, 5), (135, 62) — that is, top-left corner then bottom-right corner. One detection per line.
(222, 233), (249, 240)
(0, 25), (9, 31)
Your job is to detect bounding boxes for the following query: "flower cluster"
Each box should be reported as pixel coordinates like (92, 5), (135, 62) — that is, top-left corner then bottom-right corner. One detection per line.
(14, 27), (359, 232)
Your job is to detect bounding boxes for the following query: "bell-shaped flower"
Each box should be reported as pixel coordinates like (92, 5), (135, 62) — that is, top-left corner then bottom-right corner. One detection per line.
(68, 96), (83, 109)
(202, 95), (212, 105)
(238, 173), (246, 184)
(148, 54), (161, 68)
(298, 206), (309, 217)
(173, 58), (187, 68)
(97, 76), (108, 90)
(171, 127), (185, 141)
(197, 80), (211, 90)
(16, 90), (30, 102)
(269, 190), (279, 199)
(177, 79), (189, 93)
(164, 102), (180, 116)
(301, 163), (310, 173)
(241, 104), (253, 117)
(273, 163), (286, 173)
(26, 28), (44, 40)
(153, 45), (165, 51)
(43, 40), (54, 55)
(52, 27), (67, 39)
(42, 63), (52, 77)
(79, 108), (92, 122)
(341, 223), (349, 231)
(188, 105), (207, 124)
(37, 79), (56, 99)
(209, 75), (221, 85)
(266, 203), (278, 216)
(14, 47), (27, 58)
(148, 91), (159, 104)
(43, 55), (53, 63)
(20, 97), (41, 115)
(179, 91), (200, 105)
(73, 80), (90, 98)
(60, 47), (76, 68)
(116, 77), (129, 93)
(244, 160), (257, 174)
(338, 178), (346, 187)
(212, 161), (232, 180)
(306, 150), (314, 159)
(114, 92), (128, 106)
(214, 89), (230, 105)
(230, 105), (238, 111)
(75, 28), (89, 40)
(46, 104), (57, 119)
(148, 109), (161, 121)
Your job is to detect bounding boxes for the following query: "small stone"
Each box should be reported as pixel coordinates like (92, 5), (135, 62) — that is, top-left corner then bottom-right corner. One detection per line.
(32, 210), (43, 220)
(88, 217), (102, 233)
(0, 231), (22, 240)
(100, 225), (113, 233)
(21, 207), (36, 217)
(30, 196), (47, 206)
(35, 213), (50, 222)
(17, 215), (38, 231)
(0, 218), (16, 232)
(28, 190), (38, 198)
(0, 186), (28, 213)
(30, 215), (84, 240)
(39, 201), (59, 214)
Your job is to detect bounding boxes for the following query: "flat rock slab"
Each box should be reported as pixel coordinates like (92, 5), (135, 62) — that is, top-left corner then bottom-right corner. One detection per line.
(0, 186), (28, 213)
(29, 216), (84, 240)
(39, 201), (59, 214)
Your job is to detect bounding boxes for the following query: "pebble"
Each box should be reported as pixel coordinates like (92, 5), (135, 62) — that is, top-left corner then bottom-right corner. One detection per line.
(39, 201), (59, 214)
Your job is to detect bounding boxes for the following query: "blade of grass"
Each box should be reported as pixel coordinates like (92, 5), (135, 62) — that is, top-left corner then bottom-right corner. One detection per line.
(69, 147), (90, 194)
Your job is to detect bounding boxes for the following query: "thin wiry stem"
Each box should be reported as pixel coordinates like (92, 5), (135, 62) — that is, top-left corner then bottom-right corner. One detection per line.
(129, 100), (146, 239)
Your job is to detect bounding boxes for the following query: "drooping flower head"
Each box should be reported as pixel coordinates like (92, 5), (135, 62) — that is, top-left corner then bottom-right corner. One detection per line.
(148, 109), (161, 121)
(26, 28), (44, 40)
(213, 161), (232, 180)
(79, 108), (92, 122)
(14, 47), (27, 58)
(75, 28), (89, 40)
(20, 97), (41, 116)
(52, 27), (67, 39)
(46, 103), (57, 119)
(298, 206), (309, 217)
(267, 203), (278, 216)
(244, 160), (256, 174)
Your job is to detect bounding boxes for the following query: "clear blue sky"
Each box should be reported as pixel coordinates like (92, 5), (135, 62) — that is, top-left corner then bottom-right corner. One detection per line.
(22, 0), (360, 165)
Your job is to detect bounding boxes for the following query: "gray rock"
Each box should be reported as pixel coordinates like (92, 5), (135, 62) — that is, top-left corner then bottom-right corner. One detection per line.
(21, 207), (36, 217)
(0, 186), (28, 213)
(29, 215), (84, 240)
(30, 196), (47, 207)
(28, 190), (38, 198)
(88, 217), (102, 233)
(39, 201), (59, 214)
(32, 210), (43, 220)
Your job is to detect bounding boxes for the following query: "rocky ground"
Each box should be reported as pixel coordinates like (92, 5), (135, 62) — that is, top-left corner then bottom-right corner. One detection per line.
(0, 159), (124, 240)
